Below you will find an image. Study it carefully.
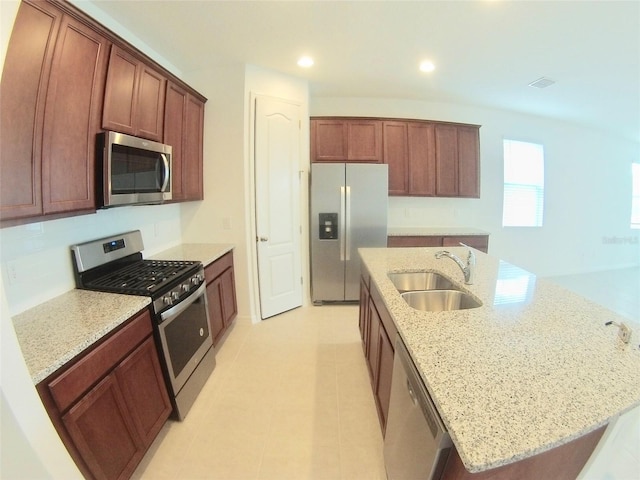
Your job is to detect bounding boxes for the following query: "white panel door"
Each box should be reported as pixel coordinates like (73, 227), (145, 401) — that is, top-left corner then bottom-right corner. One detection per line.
(254, 96), (303, 319)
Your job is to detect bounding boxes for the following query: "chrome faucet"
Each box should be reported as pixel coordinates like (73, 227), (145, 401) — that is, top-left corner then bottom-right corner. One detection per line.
(435, 243), (476, 284)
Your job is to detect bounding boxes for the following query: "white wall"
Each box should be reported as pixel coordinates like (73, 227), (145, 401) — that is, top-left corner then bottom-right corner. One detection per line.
(311, 97), (640, 276)
(180, 63), (310, 321)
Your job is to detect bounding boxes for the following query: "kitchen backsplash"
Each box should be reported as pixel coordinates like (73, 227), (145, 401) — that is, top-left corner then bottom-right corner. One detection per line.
(0, 204), (183, 316)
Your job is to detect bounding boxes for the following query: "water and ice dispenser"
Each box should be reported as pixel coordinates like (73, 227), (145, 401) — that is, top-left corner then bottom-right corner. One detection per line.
(318, 213), (338, 240)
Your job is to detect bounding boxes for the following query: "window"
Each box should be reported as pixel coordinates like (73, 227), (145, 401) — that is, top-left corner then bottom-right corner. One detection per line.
(502, 139), (545, 227)
(632, 163), (640, 229)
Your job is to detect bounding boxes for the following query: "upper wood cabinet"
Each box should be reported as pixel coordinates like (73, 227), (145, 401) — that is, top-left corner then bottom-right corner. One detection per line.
(164, 82), (205, 201)
(312, 117), (480, 198)
(435, 123), (480, 197)
(0, 0), (109, 222)
(1, 0), (207, 227)
(311, 118), (383, 162)
(102, 46), (166, 142)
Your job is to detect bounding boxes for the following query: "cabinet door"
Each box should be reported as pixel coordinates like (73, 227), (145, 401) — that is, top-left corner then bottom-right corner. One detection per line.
(102, 46), (138, 135)
(206, 277), (226, 346)
(366, 298), (381, 386)
(359, 277), (371, 351)
(62, 374), (144, 480)
(408, 122), (436, 196)
(348, 120), (382, 162)
(41, 14), (109, 215)
(0, 0), (61, 220)
(164, 82), (187, 200)
(220, 267), (237, 326)
(457, 126), (480, 197)
(435, 124), (459, 196)
(116, 337), (171, 447)
(311, 119), (347, 161)
(135, 64), (166, 141)
(376, 325), (394, 433)
(183, 94), (204, 200)
(383, 121), (409, 195)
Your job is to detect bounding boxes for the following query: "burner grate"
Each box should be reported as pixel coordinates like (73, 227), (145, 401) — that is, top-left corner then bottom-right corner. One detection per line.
(86, 260), (199, 296)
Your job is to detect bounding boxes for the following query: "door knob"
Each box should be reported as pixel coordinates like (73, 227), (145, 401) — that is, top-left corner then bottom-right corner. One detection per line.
(258, 236), (269, 242)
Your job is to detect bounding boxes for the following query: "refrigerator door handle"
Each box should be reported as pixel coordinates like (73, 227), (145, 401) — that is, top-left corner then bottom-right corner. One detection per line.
(345, 185), (351, 261)
(340, 186), (346, 261)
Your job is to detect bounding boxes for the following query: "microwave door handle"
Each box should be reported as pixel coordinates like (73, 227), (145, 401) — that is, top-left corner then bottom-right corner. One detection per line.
(160, 153), (170, 192)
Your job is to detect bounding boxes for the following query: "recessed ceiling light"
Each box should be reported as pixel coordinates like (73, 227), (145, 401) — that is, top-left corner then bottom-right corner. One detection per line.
(419, 60), (435, 73)
(297, 56), (314, 68)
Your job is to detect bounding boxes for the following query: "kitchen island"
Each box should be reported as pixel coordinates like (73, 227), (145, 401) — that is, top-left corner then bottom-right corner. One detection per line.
(359, 247), (640, 476)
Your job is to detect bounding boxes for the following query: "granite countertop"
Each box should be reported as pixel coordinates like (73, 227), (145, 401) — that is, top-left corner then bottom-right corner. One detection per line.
(387, 226), (489, 236)
(13, 243), (234, 385)
(150, 243), (234, 265)
(12, 291), (150, 384)
(360, 247), (640, 473)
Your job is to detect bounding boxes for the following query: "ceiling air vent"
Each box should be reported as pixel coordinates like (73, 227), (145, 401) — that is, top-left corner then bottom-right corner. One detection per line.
(528, 77), (556, 89)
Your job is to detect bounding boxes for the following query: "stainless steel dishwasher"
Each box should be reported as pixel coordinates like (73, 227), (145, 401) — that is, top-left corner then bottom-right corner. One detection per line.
(384, 336), (452, 480)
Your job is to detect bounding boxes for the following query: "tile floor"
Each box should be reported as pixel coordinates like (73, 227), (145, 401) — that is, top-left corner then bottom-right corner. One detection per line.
(134, 268), (640, 480)
(132, 305), (387, 480)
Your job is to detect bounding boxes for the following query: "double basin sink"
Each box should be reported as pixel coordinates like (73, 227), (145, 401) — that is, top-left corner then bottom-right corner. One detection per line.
(388, 271), (482, 312)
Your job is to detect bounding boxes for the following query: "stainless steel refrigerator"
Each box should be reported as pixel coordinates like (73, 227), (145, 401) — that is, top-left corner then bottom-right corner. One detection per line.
(310, 163), (388, 303)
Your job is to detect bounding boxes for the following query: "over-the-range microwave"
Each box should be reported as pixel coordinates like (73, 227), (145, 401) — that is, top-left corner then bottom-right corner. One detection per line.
(97, 131), (172, 208)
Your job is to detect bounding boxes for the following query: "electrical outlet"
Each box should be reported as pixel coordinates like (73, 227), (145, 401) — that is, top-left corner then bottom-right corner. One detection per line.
(619, 323), (632, 344)
(7, 261), (18, 285)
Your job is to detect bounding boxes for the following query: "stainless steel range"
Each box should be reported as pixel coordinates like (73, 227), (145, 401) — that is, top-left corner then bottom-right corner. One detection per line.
(71, 230), (215, 420)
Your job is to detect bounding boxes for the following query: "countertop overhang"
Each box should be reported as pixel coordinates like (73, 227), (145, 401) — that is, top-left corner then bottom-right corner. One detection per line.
(360, 247), (640, 472)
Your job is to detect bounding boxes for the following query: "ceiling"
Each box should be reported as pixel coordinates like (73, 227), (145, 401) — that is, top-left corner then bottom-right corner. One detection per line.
(89, 0), (640, 142)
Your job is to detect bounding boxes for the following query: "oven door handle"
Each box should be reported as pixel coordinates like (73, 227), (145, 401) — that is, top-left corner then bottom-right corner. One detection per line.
(160, 282), (207, 323)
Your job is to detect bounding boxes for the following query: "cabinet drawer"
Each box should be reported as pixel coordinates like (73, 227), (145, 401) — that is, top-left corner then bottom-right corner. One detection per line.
(204, 251), (233, 283)
(48, 309), (153, 413)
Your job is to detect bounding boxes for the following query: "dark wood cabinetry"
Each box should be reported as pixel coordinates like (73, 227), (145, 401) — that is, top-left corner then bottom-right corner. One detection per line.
(311, 118), (383, 162)
(102, 46), (166, 142)
(0, 0), (109, 222)
(312, 116), (479, 197)
(164, 82), (204, 201)
(205, 251), (238, 346)
(388, 234), (489, 253)
(1, 0), (206, 227)
(435, 124), (480, 197)
(37, 309), (171, 480)
(359, 268), (397, 434)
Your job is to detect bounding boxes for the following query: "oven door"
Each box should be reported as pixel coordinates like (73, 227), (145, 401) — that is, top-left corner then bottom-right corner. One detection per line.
(157, 282), (213, 395)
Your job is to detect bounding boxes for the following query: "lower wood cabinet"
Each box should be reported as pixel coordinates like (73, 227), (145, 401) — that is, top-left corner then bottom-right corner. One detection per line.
(205, 251), (238, 346)
(37, 309), (171, 480)
(359, 267), (397, 434)
(388, 234), (489, 253)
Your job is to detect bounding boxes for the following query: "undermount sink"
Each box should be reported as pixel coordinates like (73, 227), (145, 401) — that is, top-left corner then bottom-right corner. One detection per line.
(388, 271), (456, 292)
(401, 289), (482, 312)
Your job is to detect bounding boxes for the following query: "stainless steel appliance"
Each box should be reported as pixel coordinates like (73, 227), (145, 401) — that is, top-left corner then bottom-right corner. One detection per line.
(310, 163), (388, 303)
(97, 131), (172, 208)
(384, 336), (452, 480)
(71, 230), (214, 420)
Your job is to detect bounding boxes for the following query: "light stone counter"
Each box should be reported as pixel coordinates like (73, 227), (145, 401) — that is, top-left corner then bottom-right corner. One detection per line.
(13, 243), (234, 385)
(12, 291), (150, 384)
(150, 243), (234, 266)
(387, 226), (489, 236)
(360, 247), (640, 473)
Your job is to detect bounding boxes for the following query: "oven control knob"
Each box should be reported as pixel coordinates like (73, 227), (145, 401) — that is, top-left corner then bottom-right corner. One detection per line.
(181, 283), (190, 293)
(172, 291), (180, 301)
(191, 276), (200, 286)
(163, 295), (172, 306)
